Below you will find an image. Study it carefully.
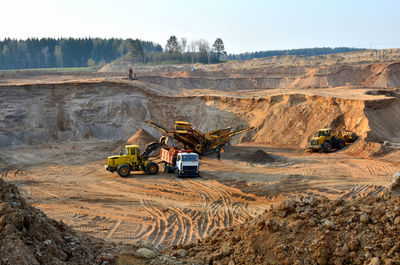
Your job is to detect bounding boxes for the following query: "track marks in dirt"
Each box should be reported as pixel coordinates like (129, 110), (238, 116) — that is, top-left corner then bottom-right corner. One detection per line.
(338, 160), (393, 179)
(7, 163), (272, 249)
(341, 184), (386, 199)
(189, 180), (234, 228)
(140, 199), (168, 249)
(0, 166), (24, 178)
(97, 178), (268, 249)
(105, 220), (122, 239)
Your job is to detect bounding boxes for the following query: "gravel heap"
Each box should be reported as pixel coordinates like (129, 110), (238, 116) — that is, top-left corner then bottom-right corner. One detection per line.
(172, 174), (400, 265)
(234, 150), (278, 164)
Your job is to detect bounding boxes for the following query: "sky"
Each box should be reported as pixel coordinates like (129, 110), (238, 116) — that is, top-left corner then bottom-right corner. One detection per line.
(1, 0), (400, 54)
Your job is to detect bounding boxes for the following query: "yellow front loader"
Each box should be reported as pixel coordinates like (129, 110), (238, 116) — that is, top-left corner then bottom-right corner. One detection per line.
(308, 128), (358, 153)
(106, 145), (159, 177)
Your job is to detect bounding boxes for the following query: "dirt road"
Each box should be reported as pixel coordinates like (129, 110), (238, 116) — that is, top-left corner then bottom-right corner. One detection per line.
(2, 142), (397, 250)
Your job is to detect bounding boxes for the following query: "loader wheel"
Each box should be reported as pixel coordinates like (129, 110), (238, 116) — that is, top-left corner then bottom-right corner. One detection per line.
(337, 140), (346, 150)
(322, 142), (332, 153)
(117, 164), (131, 178)
(145, 162), (159, 175)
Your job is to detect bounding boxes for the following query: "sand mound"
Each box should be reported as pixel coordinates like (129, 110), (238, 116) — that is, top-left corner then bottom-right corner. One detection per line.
(0, 178), (115, 265)
(178, 188), (400, 265)
(341, 138), (393, 158)
(114, 129), (157, 153)
(126, 129), (157, 148)
(234, 150), (278, 164)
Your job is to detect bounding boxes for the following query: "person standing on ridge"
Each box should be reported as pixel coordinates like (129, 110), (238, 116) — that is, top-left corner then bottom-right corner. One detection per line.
(128, 66), (133, 80)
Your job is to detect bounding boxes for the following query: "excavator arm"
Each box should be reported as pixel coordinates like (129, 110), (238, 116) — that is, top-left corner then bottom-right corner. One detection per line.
(228, 126), (254, 137)
(145, 120), (170, 134)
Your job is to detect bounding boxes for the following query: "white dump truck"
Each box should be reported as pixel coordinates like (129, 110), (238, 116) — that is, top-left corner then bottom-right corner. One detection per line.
(160, 148), (199, 177)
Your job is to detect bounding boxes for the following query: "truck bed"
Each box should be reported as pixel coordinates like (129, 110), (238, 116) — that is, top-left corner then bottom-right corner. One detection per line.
(160, 148), (193, 164)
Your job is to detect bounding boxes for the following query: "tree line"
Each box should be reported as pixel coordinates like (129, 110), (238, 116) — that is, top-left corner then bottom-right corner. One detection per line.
(125, 36), (226, 65)
(0, 36), (225, 70)
(225, 47), (365, 60)
(0, 36), (366, 70)
(0, 38), (162, 70)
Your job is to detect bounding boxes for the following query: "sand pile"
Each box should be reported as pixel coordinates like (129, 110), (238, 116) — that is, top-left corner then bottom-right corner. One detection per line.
(0, 177), (116, 265)
(126, 129), (157, 148)
(234, 150), (278, 164)
(175, 176), (400, 265)
(341, 138), (393, 158)
(114, 129), (157, 153)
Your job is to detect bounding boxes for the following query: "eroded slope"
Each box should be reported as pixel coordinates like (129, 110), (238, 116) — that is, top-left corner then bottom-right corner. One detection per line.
(1, 81), (400, 151)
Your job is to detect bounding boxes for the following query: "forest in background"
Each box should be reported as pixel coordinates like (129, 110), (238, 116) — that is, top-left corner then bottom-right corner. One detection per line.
(0, 37), (365, 70)
(225, 47), (365, 60)
(0, 38), (161, 70)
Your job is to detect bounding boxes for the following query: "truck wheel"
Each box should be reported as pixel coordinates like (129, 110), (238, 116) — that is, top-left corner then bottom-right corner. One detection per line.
(145, 162), (159, 175)
(117, 164), (131, 178)
(174, 168), (181, 178)
(322, 142), (332, 153)
(164, 162), (169, 173)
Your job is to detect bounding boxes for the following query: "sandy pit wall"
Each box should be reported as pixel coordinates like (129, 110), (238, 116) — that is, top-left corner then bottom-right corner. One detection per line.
(0, 81), (399, 150)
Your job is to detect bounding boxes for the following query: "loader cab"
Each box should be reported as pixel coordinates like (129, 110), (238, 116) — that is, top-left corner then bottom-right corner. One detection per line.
(125, 145), (139, 156)
(124, 145), (141, 165)
(318, 129), (331, 137)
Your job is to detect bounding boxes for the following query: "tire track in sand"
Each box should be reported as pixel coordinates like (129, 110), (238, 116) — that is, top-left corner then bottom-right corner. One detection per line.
(140, 199), (167, 249)
(169, 206), (192, 246)
(188, 179), (252, 237)
(341, 184), (386, 199)
(191, 180), (234, 227)
(87, 177), (265, 249)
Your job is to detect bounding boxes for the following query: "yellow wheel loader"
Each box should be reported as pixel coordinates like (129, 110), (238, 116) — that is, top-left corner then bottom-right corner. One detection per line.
(308, 128), (358, 153)
(106, 144), (160, 178)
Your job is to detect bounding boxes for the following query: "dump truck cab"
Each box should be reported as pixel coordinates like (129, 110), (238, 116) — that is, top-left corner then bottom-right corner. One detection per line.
(106, 145), (159, 177)
(175, 152), (199, 177)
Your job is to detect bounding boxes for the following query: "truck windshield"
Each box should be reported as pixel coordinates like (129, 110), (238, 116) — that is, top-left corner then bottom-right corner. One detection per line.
(181, 155), (198, 162)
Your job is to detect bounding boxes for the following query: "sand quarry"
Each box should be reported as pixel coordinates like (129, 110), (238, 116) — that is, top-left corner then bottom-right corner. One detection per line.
(1, 49), (400, 264)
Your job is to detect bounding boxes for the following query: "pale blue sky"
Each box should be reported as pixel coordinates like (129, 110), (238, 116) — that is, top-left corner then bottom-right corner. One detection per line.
(2, 0), (399, 53)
